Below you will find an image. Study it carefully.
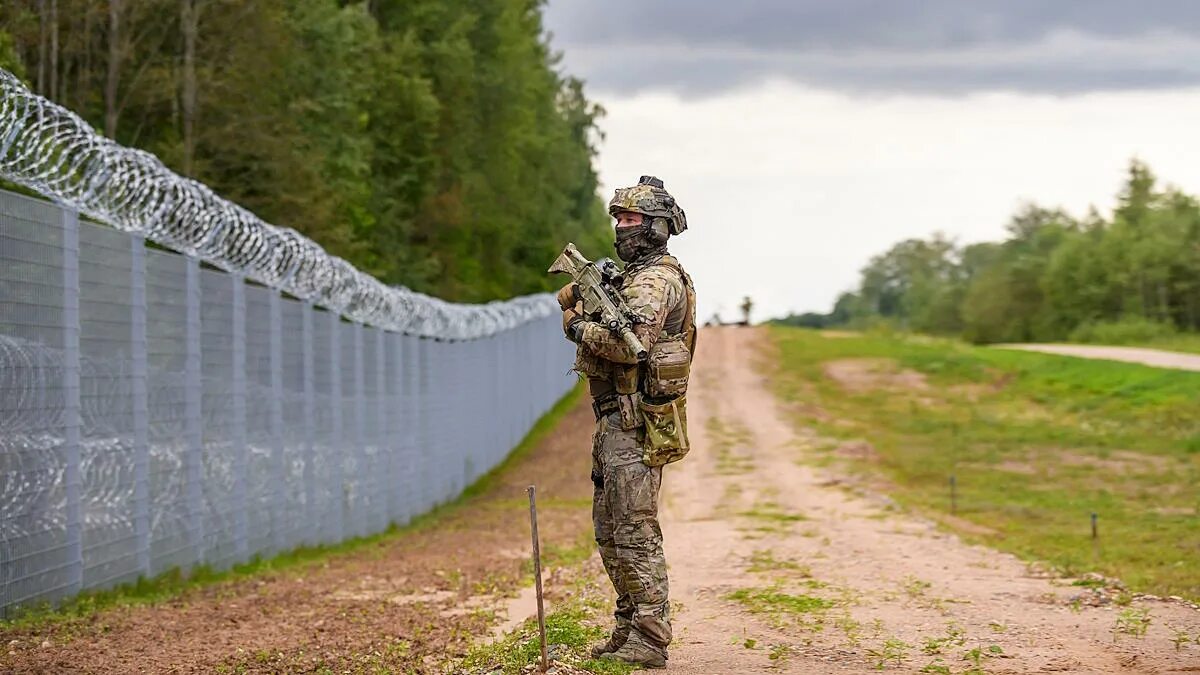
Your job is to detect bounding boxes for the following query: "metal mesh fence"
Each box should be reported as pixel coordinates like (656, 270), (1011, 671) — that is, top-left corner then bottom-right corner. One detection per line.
(0, 186), (577, 616)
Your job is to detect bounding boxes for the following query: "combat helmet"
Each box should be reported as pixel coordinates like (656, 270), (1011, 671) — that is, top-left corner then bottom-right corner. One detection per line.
(608, 175), (688, 240)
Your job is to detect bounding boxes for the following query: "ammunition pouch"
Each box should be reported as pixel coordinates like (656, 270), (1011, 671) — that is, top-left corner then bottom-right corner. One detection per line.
(639, 395), (690, 467)
(644, 335), (691, 399)
(573, 345), (609, 379)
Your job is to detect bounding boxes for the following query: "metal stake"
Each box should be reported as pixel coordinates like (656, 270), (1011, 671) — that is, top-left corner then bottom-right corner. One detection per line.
(528, 486), (549, 672)
(950, 475), (957, 515)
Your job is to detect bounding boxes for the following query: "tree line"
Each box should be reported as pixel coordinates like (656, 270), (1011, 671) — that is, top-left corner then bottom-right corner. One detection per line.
(777, 161), (1200, 344)
(0, 0), (612, 303)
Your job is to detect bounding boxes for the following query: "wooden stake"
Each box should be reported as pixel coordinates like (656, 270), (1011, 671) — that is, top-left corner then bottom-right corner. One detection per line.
(528, 486), (549, 672)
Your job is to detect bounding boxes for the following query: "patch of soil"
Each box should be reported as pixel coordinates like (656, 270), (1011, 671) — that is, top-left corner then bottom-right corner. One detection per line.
(0, 396), (598, 674)
(1056, 448), (1175, 474)
(833, 440), (880, 463)
(823, 358), (929, 393)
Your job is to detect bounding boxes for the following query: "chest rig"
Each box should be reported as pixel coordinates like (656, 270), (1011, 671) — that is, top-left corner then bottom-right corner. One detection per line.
(577, 256), (697, 428)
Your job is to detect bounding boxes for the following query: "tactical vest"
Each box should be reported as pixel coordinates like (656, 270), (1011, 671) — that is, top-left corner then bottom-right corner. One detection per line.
(576, 255), (696, 401)
(577, 256), (697, 466)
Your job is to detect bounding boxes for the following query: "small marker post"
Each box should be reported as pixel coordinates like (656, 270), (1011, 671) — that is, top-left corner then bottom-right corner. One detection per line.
(950, 475), (957, 515)
(1091, 512), (1098, 540)
(528, 486), (549, 673)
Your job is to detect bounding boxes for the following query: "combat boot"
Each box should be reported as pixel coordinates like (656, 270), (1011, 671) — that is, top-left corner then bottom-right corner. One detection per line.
(588, 625), (629, 657)
(598, 632), (667, 669)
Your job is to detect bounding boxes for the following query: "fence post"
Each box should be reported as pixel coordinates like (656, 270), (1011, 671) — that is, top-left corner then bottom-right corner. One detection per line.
(184, 255), (204, 567)
(376, 328), (388, 531)
(130, 234), (151, 577)
(302, 302), (316, 544)
(60, 205), (83, 597)
(270, 292), (285, 553)
(396, 331), (410, 521)
(416, 337), (430, 512)
(353, 321), (366, 536)
(329, 311), (343, 543)
(231, 274), (248, 562)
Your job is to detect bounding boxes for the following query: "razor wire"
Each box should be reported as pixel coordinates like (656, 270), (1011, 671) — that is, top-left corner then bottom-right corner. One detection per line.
(0, 68), (556, 340)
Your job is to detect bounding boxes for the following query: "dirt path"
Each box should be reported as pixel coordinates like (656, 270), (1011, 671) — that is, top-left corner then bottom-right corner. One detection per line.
(654, 327), (1199, 674)
(995, 344), (1200, 372)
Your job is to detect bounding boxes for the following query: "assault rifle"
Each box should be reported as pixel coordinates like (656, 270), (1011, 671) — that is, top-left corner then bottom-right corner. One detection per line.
(548, 243), (648, 360)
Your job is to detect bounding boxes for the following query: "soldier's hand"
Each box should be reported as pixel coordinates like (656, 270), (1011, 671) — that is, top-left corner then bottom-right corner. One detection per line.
(556, 282), (580, 310)
(562, 301), (585, 341)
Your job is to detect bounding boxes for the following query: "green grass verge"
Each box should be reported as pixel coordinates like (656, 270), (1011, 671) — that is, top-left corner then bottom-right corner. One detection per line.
(769, 327), (1200, 600)
(1141, 333), (1200, 355)
(1, 383), (586, 630)
(458, 603), (634, 675)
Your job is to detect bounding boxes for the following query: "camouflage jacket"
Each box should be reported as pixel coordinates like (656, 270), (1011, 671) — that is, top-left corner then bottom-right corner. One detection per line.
(577, 255), (691, 366)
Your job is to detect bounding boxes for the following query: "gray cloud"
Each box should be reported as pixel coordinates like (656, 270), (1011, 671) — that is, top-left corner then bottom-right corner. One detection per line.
(544, 1), (1200, 95)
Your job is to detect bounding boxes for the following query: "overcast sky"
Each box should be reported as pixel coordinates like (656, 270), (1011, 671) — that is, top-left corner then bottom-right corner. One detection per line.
(543, 1), (1200, 322)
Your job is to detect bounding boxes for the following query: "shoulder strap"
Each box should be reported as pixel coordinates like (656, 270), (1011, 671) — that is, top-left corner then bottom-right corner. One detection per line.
(656, 256), (698, 356)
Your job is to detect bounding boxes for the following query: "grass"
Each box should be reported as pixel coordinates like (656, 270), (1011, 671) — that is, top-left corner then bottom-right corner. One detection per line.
(1143, 333), (1200, 355)
(458, 604), (633, 675)
(768, 327), (1200, 601)
(1, 384), (586, 630)
(745, 549), (811, 576)
(708, 416), (755, 475)
(458, 567), (635, 675)
(726, 586), (833, 630)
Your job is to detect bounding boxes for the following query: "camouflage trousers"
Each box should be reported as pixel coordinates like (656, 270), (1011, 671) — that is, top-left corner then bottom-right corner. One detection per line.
(591, 414), (672, 650)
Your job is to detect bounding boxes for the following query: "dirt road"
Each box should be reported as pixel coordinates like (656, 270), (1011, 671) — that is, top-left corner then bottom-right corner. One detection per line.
(995, 344), (1200, 372)
(653, 327), (1198, 673)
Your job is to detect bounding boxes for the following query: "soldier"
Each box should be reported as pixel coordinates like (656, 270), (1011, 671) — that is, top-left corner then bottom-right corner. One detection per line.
(557, 176), (697, 668)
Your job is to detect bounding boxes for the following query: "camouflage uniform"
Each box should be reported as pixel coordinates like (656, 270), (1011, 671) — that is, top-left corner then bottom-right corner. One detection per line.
(566, 177), (696, 666)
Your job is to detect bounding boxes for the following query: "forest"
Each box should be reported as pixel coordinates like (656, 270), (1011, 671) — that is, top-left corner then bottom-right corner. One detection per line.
(0, 0), (613, 303)
(778, 161), (1200, 346)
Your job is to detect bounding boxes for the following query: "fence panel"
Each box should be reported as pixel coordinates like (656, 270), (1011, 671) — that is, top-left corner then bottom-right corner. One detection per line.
(0, 188), (578, 616)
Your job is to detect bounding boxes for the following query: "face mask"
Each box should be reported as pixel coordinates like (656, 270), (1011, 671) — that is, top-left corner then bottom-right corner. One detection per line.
(614, 226), (646, 262)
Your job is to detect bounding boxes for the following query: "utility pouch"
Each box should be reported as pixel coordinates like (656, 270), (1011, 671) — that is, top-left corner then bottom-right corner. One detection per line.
(644, 336), (691, 399)
(616, 393), (641, 431)
(573, 345), (610, 379)
(638, 396), (690, 467)
(614, 364), (640, 394)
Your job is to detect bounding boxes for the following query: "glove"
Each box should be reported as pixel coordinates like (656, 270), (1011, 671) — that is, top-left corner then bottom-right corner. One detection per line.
(556, 282), (580, 310)
(562, 301), (585, 341)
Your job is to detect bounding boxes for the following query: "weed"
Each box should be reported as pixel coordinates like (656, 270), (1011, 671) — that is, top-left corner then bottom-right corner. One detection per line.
(727, 587), (832, 614)
(743, 637), (758, 649)
(957, 644), (1005, 674)
(865, 637), (909, 670)
(918, 659), (952, 674)
(767, 643), (794, 662)
(745, 550), (811, 576)
(1112, 607), (1152, 640)
(460, 604), (632, 675)
(726, 586), (833, 629)
(903, 576), (932, 598)
(709, 417), (756, 475)
(1166, 624), (1193, 651)
(921, 623), (966, 656)
(835, 613), (863, 646)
